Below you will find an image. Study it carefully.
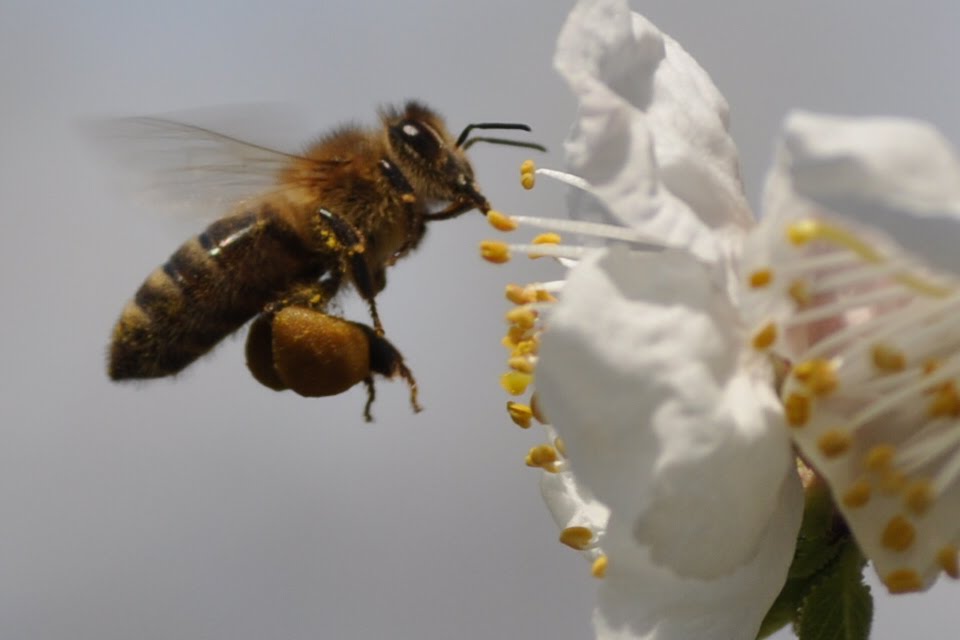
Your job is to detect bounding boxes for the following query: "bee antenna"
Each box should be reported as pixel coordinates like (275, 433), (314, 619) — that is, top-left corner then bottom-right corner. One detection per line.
(455, 122), (534, 148)
(460, 137), (548, 153)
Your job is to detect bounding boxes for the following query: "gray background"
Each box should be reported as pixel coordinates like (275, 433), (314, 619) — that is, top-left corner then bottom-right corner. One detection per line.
(1, 1), (958, 638)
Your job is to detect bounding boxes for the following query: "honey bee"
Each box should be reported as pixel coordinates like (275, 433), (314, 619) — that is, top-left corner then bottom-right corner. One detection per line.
(107, 101), (543, 420)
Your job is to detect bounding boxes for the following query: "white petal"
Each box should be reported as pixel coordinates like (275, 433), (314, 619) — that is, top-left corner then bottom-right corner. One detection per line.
(553, 0), (752, 266)
(592, 475), (801, 640)
(781, 111), (960, 276)
(536, 247), (800, 579)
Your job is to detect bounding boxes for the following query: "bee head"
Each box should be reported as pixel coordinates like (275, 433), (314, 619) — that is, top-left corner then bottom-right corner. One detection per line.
(382, 101), (485, 210)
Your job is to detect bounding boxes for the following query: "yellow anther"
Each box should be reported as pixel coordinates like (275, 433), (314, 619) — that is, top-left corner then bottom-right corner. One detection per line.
(928, 383), (960, 418)
(532, 232), (562, 245)
(938, 545), (959, 579)
(508, 355), (536, 374)
(748, 269), (774, 288)
(505, 283), (536, 305)
(591, 554), (608, 578)
(752, 322), (777, 351)
(504, 325), (532, 350)
(872, 343), (906, 373)
(784, 393), (811, 427)
(554, 436), (566, 457)
(480, 240), (511, 264)
(881, 515), (916, 551)
(884, 569), (923, 594)
(487, 210), (519, 232)
(511, 339), (539, 358)
(904, 480), (935, 516)
(506, 401), (533, 429)
(842, 480), (872, 508)
(788, 280), (811, 307)
(530, 392), (547, 424)
(817, 429), (852, 458)
(520, 159), (536, 174)
(506, 307), (537, 330)
(521, 173), (536, 190)
(501, 371), (533, 396)
(792, 359), (837, 396)
(879, 469), (907, 495)
(865, 444), (897, 472)
(559, 526), (593, 550)
(535, 289), (558, 303)
(787, 219), (820, 246)
(525, 444), (559, 469)
(923, 359), (942, 375)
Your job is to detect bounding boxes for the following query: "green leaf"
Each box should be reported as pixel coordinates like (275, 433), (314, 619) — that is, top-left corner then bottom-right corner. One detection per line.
(757, 576), (808, 639)
(795, 542), (873, 640)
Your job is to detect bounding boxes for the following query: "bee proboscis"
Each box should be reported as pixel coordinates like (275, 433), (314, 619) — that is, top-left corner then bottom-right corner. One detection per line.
(106, 101), (543, 420)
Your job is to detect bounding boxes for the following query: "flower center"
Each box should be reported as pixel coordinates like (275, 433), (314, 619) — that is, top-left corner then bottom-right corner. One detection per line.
(745, 213), (960, 592)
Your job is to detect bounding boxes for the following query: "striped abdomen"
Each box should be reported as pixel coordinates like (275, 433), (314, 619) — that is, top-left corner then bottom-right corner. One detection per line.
(109, 207), (323, 379)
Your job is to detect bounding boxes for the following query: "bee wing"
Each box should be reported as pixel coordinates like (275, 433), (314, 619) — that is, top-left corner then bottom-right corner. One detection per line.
(88, 109), (309, 217)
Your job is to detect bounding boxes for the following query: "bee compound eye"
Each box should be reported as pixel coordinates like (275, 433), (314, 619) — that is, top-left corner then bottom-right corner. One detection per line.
(250, 307), (372, 397)
(395, 119), (441, 162)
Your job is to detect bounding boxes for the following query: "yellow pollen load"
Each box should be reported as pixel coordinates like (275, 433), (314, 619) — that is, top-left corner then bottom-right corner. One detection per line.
(784, 393), (811, 427)
(884, 569), (923, 594)
(842, 480), (872, 508)
(792, 358), (837, 396)
(817, 429), (852, 458)
(487, 210), (519, 232)
(881, 515), (916, 551)
(928, 383), (960, 418)
(872, 343), (906, 373)
(506, 307), (537, 331)
(508, 355), (536, 375)
(520, 159), (536, 190)
(559, 526), (594, 550)
(500, 371), (533, 395)
(937, 545), (959, 579)
(591, 555), (608, 578)
(505, 283), (536, 305)
(525, 444), (559, 470)
(749, 268), (774, 288)
(788, 280), (811, 307)
(402, 193), (417, 204)
(506, 401), (533, 429)
(904, 479), (935, 516)
(865, 443), (897, 472)
(752, 322), (777, 351)
(480, 240), (511, 264)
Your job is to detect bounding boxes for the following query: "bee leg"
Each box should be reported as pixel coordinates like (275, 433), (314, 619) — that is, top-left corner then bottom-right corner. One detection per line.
(316, 208), (385, 335)
(362, 377), (376, 422)
(362, 323), (422, 415)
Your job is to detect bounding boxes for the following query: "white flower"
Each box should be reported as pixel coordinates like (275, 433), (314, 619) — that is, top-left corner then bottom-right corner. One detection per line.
(486, 1), (802, 638)
(485, 0), (960, 636)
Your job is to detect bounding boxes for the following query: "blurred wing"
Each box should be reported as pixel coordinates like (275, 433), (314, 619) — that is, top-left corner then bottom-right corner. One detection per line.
(88, 114), (307, 217)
